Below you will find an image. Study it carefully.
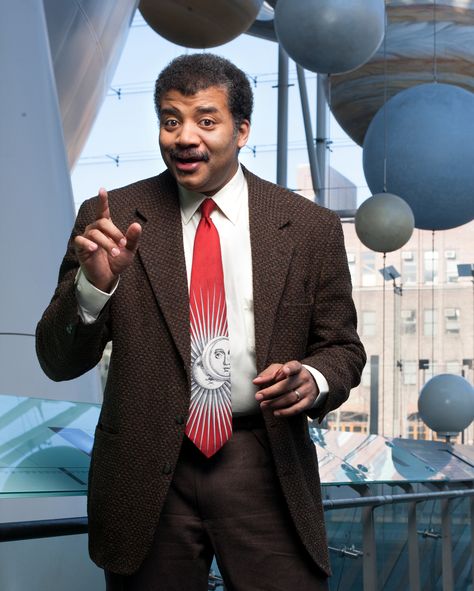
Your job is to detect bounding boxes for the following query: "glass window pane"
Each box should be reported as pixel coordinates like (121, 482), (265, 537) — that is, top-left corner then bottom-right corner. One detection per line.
(424, 309), (437, 336)
(402, 360), (417, 385)
(402, 251), (417, 284)
(445, 308), (460, 334)
(401, 309), (416, 335)
(362, 252), (376, 287)
(362, 310), (376, 336)
(424, 251), (438, 284)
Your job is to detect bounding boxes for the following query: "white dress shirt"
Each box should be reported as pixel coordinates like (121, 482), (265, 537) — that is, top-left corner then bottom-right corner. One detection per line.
(76, 166), (328, 414)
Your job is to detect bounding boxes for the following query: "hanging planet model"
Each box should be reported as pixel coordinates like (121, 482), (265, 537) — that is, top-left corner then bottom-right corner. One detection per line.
(363, 83), (474, 231)
(274, 0), (385, 74)
(328, 1), (474, 145)
(139, 0), (264, 48)
(355, 193), (414, 253)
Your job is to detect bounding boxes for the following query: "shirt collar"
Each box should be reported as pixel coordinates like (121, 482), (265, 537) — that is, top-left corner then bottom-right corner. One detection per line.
(178, 165), (246, 225)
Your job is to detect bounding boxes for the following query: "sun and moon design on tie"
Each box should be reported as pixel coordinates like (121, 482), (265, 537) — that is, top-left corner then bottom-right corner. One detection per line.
(185, 199), (232, 458)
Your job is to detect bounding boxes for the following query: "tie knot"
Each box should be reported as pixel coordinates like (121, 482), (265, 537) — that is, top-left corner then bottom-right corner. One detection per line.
(200, 198), (216, 220)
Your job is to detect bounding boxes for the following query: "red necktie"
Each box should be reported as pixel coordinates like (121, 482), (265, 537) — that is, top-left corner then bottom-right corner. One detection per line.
(185, 198), (232, 457)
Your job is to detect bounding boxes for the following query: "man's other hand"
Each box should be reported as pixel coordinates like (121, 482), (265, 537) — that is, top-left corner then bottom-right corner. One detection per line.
(253, 361), (319, 416)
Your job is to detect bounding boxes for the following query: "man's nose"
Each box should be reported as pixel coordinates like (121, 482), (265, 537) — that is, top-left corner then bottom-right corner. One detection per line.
(176, 121), (200, 146)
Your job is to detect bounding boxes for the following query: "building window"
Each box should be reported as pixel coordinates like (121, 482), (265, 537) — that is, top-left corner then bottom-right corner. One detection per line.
(347, 252), (357, 285)
(362, 252), (376, 286)
(423, 309), (437, 336)
(361, 364), (371, 387)
(446, 361), (461, 375)
(445, 251), (458, 283)
(402, 361), (417, 385)
(362, 310), (376, 337)
(424, 251), (438, 284)
(401, 309), (416, 334)
(445, 308), (460, 334)
(402, 251), (417, 284)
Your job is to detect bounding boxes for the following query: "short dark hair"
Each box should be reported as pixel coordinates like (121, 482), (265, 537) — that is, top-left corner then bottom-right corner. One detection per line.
(154, 53), (253, 127)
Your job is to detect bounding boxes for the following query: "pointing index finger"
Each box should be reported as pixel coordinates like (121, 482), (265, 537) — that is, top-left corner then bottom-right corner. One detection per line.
(96, 187), (111, 220)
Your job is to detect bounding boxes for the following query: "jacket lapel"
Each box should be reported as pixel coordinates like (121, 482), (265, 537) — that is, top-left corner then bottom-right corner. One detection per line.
(133, 172), (191, 374)
(246, 171), (294, 373)
(130, 169), (295, 377)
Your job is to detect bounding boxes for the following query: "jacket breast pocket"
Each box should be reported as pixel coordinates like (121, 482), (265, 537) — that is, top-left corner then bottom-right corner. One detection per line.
(282, 298), (314, 307)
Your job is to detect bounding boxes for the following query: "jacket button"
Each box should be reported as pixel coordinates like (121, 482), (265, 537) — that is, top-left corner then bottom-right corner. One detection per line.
(65, 323), (74, 335)
(162, 463), (173, 475)
(175, 415), (185, 425)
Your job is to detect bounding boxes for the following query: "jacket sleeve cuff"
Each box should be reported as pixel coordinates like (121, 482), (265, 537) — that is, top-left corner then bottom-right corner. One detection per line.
(302, 364), (329, 410)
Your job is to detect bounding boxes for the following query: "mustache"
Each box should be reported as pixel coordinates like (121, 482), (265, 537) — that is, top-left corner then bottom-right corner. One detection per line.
(168, 148), (209, 162)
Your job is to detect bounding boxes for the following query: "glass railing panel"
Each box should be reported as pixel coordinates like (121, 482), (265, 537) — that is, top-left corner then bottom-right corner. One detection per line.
(0, 394), (99, 497)
(325, 506), (364, 590)
(374, 485), (411, 590)
(417, 499), (443, 591)
(451, 496), (473, 591)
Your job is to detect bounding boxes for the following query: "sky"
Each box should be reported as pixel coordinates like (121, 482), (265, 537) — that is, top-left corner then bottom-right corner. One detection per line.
(71, 12), (370, 210)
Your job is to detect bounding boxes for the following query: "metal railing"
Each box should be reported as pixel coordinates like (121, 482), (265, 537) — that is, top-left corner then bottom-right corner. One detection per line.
(323, 487), (474, 591)
(2, 488), (474, 590)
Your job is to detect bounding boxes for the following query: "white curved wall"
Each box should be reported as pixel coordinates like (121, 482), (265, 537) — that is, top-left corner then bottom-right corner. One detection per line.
(44, 0), (139, 168)
(0, 2), (135, 402)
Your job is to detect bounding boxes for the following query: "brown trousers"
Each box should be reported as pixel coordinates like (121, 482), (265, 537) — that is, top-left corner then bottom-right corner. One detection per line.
(105, 423), (328, 591)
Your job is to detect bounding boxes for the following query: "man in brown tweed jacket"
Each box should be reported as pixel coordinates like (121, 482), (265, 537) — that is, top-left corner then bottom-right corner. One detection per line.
(36, 54), (365, 590)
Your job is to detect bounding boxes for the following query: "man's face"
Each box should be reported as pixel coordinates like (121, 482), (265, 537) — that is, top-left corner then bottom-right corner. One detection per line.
(159, 86), (250, 196)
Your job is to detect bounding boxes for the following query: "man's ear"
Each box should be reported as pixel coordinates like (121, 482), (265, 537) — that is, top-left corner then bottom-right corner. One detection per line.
(237, 119), (250, 149)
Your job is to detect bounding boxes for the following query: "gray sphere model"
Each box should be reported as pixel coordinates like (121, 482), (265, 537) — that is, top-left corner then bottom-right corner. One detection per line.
(418, 374), (474, 437)
(274, 0), (385, 74)
(363, 83), (474, 231)
(139, 0), (263, 48)
(355, 193), (414, 253)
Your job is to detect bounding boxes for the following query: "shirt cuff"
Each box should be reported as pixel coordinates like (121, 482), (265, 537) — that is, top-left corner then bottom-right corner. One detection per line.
(75, 269), (119, 324)
(302, 364), (329, 410)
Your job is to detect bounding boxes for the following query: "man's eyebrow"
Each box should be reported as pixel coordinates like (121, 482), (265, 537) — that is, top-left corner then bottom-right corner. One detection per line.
(195, 106), (219, 115)
(160, 107), (180, 118)
(160, 106), (219, 119)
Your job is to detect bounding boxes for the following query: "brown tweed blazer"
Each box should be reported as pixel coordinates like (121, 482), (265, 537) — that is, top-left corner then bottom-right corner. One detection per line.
(36, 168), (365, 576)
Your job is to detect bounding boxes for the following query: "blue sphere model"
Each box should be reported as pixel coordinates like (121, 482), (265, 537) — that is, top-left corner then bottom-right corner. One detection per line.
(363, 83), (474, 230)
(274, 0), (385, 74)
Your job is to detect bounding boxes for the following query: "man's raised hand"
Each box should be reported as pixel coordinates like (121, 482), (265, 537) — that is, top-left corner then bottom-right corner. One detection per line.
(73, 188), (142, 292)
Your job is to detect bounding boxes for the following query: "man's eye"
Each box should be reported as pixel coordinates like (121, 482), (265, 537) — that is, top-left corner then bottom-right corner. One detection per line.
(164, 119), (179, 128)
(200, 119), (214, 127)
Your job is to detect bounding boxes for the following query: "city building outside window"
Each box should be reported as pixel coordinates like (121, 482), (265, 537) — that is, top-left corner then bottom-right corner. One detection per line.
(424, 251), (439, 284)
(445, 250), (458, 283)
(446, 360), (462, 374)
(361, 363), (371, 387)
(362, 252), (377, 287)
(402, 360), (417, 385)
(401, 309), (417, 334)
(347, 252), (357, 286)
(362, 310), (376, 336)
(445, 308), (461, 334)
(423, 308), (437, 336)
(402, 251), (417, 285)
